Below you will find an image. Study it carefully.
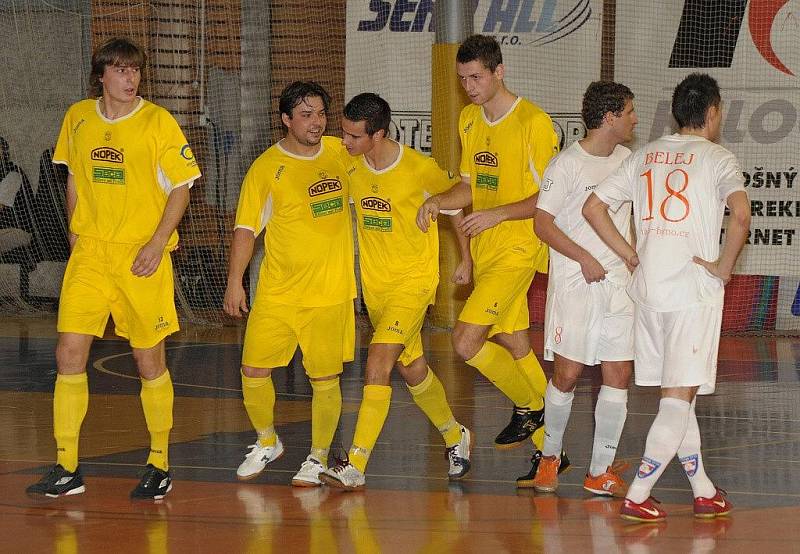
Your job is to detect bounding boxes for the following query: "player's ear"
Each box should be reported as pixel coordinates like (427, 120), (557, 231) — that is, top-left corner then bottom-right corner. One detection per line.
(494, 63), (505, 80)
(281, 112), (291, 128)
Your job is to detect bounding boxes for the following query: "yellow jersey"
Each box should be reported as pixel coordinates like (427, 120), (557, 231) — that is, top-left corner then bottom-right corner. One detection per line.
(459, 97), (558, 272)
(235, 136), (355, 307)
(53, 98), (200, 249)
(347, 143), (458, 298)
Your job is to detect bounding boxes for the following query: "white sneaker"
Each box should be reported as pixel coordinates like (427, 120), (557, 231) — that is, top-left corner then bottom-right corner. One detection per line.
(319, 461), (366, 491)
(291, 455), (326, 487)
(236, 437), (284, 480)
(446, 426), (472, 480)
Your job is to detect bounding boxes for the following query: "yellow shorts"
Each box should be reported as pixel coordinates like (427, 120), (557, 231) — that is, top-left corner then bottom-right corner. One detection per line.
(242, 299), (355, 378)
(459, 263), (536, 337)
(57, 237), (179, 349)
(365, 287), (434, 367)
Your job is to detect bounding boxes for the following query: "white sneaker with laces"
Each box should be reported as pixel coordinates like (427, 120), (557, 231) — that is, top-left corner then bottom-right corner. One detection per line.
(291, 455), (326, 487)
(236, 437), (285, 480)
(319, 461), (366, 491)
(447, 426), (472, 480)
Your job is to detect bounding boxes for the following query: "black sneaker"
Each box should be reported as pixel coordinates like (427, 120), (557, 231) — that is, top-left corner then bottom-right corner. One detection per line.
(494, 406), (544, 449)
(26, 464), (86, 498)
(130, 464), (172, 500)
(516, 450), (571, 488)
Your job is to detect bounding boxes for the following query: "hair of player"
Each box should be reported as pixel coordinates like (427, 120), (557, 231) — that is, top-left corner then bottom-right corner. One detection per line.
(89, 37), (146, 99)
(343, 93), (391, 136)
(278, 81), (331, 120)
(672, 73), (721, 130)
(456, 34), (503, 72)
(582, 81), (635, 130)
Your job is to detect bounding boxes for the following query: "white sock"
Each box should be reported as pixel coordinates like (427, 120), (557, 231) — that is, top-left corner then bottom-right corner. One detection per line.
(677, 399), (716, 498)
(589, 385), (628, 476)
(542, 380), (574, 457)
(626, 397), (691, 504)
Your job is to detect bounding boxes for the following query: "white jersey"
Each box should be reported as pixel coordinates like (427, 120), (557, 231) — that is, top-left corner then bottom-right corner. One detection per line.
(537, 141), (632, 287)
(594, 133), (746, 312)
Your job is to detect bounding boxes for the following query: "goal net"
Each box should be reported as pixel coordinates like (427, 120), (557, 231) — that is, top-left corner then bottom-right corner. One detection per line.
(0, 0), (797, 335)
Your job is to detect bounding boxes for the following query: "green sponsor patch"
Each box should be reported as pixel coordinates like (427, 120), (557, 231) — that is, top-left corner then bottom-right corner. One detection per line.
(363, 215), (392, 232)
(310, 195), (344, 218)
(476, 173), (499, 191)
(93, 166), (125, 185)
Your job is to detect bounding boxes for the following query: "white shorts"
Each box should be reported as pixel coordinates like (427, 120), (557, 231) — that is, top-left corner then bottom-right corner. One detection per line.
(634, 303), (722, 395)
(544, 278), (634, 366)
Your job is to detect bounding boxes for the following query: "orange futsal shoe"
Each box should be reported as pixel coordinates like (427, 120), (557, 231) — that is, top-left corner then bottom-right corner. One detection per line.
(693, 488), (732, 519)
(531, 455), (561, 493)
(583, 461), (629, 497)
(620, 497), (667, 523)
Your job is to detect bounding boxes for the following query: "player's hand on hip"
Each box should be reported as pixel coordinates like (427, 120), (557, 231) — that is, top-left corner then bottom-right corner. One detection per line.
(580, 257), (607, 283)
(459, 208), (503, 237)
(693, 256), (731, 284)
(452, 258), (473, 285)
(131, 240), (164, 277)
(223, 283), (249, 317)
(416, 197), (441, 232)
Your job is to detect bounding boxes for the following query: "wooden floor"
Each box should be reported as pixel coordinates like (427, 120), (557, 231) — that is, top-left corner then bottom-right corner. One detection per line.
(2, 315), (800, 552)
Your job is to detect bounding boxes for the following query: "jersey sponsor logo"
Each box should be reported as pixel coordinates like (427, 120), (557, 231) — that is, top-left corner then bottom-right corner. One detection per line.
(91, 147), (124, 163)
(679, 454), (698, 477)
(476, 173), (499, 191)
(180, 144), (195, 160)
(474, 151), (498, 167)
(311, 195), (344, 218)
(363, 214), (392, 232)
(92, 166), (125, 185)
(308, 178), (343, 197)
(361, 196), (391, 212)
(637, 456), (661, 478)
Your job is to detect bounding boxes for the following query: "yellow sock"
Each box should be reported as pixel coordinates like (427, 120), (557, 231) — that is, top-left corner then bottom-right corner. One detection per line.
(408, 368), (461, 447)
(310, 377), (342, 459)
(241, 371), (277, 447)
(531, 426), (545, 450)
(350, 385), (392, 473)
(466, 342), (534, 409)
(140, 371), (173, 471)
(515, 351), (546, 410)
(53, 372), (88, 473)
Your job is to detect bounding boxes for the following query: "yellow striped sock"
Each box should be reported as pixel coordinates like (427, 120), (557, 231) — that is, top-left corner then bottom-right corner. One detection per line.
(140, 370), (174, 470)
(350, 385), (392, 473)
(54, 372), (88, 472)
(408, 368), (461, 447)
(241, 371), (277, 447)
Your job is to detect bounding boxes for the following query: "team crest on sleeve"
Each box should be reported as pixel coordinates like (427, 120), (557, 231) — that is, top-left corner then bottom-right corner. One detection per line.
(180, 144), (194, 160)
(679, 454), (698, 477)
(637, 457), (661, 478)
(543, 177), (553, 191)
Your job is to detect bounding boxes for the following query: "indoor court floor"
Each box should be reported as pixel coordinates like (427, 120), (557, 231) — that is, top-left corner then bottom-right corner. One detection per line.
(2, 315), (799, 552)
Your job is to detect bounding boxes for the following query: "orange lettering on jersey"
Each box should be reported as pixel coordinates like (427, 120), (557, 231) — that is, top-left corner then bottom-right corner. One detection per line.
(644, 151), (695, 165)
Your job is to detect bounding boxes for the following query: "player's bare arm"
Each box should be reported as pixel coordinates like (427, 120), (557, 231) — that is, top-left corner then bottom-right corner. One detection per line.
(582, 192), (638, 273)
(131, 184), (190, 277)
(417, 179), (472, 232)
(534, 208), (607, 283)
(448, 210), (473, 285)
(459, 190), (538, 238)
(223, 228), (256, 317)
(693, 190), (750, 284)
(65, 173), (78, 250)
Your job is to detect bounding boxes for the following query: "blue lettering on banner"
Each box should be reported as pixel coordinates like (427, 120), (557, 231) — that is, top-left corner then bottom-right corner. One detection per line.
(357, 0), (591, 45)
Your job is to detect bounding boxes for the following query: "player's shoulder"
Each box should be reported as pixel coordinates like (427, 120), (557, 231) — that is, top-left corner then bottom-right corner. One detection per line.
(64, 98), (97, 119)
(516, 97), (551, 122)
(459, 104), (481, 133)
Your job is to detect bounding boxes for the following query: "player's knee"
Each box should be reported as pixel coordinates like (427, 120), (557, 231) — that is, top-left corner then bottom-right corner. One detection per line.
(364, 364), (392, 386)
(452, 331), (481, 361)
(552, 371), (577, 393)
(241, 365), (272, 379)
(397, 357), (427, 385)
(55, 342), (89, 373)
